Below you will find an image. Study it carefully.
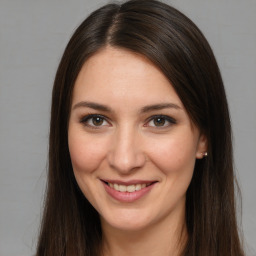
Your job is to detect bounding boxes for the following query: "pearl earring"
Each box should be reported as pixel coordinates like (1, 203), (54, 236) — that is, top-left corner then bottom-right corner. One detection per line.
(203, 152), (208, 157)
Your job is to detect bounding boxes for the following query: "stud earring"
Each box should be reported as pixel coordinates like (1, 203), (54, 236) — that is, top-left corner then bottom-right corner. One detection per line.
(202, 152), (208, 157)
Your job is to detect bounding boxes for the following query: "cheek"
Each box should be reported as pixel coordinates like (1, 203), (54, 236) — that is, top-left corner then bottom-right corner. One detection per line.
(146, 131), (198, 176)
(68, 131), (108, 174)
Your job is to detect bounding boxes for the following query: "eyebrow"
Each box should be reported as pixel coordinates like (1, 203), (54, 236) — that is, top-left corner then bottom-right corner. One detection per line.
(72, 101), (182, 113)
(72, 101), (112, 112)
(140, 103), (182, 113)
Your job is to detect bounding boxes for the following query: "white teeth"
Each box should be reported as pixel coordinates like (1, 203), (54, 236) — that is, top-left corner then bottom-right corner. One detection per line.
(119, 185), (127, 192)
(108, 182), (151, 192)
(127, 185), (136, 192)
(135, 184), (141, 191)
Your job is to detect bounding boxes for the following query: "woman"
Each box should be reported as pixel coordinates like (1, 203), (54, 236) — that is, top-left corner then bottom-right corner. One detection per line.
(36, 0), (245, 255)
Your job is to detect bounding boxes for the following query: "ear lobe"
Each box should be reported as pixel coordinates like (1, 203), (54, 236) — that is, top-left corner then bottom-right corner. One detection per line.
(196, 134), (208, 159)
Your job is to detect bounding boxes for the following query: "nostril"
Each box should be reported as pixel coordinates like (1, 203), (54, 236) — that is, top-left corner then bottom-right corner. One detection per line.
(107, 150), (147, 174)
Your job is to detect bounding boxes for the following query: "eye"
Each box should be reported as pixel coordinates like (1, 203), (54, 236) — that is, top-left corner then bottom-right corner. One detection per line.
(146, 115), (176, 128)
(80, 114), (110, 128)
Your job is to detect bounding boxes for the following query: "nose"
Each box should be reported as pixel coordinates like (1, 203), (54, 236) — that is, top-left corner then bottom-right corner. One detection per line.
(107, 126), (146, 174)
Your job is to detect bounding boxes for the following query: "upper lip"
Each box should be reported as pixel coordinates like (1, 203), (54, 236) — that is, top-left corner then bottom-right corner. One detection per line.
(101, 179), (158, 185)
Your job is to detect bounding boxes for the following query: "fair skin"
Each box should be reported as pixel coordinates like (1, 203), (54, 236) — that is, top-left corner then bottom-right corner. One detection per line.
(68, 47), (207, 256)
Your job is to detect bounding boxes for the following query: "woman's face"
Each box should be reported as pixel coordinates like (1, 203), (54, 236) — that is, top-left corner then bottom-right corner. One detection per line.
(68, 47), (207, 231)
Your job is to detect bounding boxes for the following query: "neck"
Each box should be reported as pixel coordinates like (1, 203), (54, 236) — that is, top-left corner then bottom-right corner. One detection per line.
(101, 209), (187, 256)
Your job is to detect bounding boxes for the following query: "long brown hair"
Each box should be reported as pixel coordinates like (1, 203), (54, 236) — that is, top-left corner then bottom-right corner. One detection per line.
(36, 0), (244, 255)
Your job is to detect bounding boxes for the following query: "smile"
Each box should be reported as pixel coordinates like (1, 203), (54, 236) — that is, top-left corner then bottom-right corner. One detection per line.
(101, 180), (157, 202)
(107, 182), (152, 193)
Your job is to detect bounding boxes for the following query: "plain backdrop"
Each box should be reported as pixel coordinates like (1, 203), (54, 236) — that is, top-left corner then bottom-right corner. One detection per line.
(0, 0), (255, 255)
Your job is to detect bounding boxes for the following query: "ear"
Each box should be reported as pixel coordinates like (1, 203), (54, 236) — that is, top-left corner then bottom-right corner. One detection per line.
(196, 133), (208, 159)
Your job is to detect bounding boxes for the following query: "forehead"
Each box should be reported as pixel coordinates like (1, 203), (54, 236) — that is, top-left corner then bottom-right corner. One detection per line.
(72, 46), (183, 109)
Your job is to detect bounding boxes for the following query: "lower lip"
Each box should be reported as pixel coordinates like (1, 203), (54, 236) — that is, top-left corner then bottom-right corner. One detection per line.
(102, 182), (156, 203)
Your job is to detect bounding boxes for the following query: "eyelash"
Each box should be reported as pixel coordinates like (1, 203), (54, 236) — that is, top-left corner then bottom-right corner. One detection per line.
(145, 115), (177, 128)
(80, 114), (110, 129)
(79, 114), (176, 129)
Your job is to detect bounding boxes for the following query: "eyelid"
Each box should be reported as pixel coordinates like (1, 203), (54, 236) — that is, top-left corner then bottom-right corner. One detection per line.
(79, 114), (111, 128)
(79, 113), (176, 129)
(144, 115), (177, 128)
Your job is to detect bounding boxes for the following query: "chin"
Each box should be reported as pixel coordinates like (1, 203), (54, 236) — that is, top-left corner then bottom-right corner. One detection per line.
(100, 208), (156, 232)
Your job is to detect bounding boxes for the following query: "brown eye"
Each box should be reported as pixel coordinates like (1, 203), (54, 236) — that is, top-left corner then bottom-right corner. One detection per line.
(153, 117), (166, 126)
(80, 114), (109, 128)
(92, 117), (104, 126)
(146, 115), (176, 128)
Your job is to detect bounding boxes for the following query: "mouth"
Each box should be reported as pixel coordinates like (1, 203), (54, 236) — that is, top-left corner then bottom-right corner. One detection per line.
(100, 179), (158, 202)
(104, 181), (155, 193)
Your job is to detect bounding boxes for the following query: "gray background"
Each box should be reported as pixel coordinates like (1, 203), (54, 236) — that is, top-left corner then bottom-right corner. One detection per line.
(0, 0), (255, 255)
